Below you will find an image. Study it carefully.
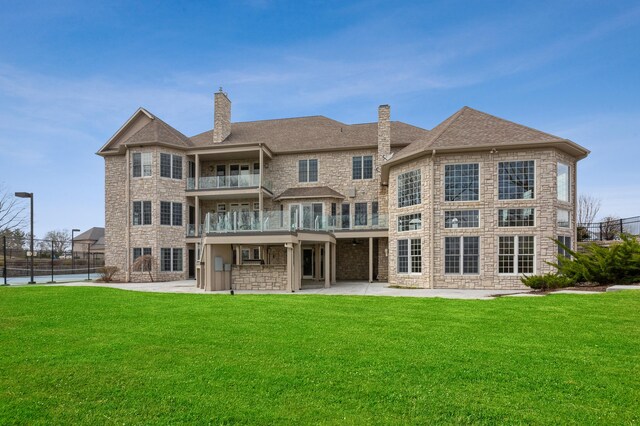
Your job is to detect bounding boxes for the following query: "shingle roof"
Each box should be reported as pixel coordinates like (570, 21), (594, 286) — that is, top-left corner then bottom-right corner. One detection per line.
(189, 116), (429, 153)
(74, 227), (104, 242)
(275, 186), (345, 200)
(125, 116), (193, 148)
(389, 107), (572, 164)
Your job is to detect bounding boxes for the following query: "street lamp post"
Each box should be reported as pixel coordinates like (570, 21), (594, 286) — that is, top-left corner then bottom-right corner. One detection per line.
(14, 192), (34, 284)
(71, 228), (80, 274)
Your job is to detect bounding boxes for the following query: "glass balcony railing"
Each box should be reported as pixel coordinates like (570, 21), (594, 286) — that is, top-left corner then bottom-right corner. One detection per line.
(203, 211), (388, 234)
(186, 224), (204, 237)
(186, 174), (272, 191)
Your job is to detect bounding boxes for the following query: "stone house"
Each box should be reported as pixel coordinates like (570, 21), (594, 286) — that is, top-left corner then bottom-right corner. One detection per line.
(97, 89), (589, 290)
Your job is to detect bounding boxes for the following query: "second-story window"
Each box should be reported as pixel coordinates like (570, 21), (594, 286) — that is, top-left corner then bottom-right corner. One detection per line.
(499, 160), (535, 200)
(160, 154), (182, 180)
(133, 201), (152, 226)
(132, 153), (152, 178)
(444, 163), (479, 201)
(354, 202), (368, 226)
(557, 162), (570, 202)
(352, 155), (373, 180)
(299, 159), (318, 183)
(160, 202), (183, 226)
(397, 170), (421, 207)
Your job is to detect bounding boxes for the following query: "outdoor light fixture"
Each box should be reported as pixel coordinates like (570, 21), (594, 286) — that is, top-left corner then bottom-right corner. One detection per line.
(71, 228), (81, 273)
(14, 192), (34, 284)
(452, 217), (459, 228)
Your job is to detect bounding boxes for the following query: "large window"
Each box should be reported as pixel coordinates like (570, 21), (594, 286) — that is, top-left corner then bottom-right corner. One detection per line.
(557, 162), (570, 202)
(341, 203), (350, 229)
(372, 201), (379, 226)
(498, 236), (534, 274)
(498, 208), (535, 227)
(557, 209), (570, 228)
(160, 202), (183, 226)
(398, 213), (422, 232)
(398, 170), (421, 208)
(354, 202), (368, 226)
(558, 235), (572, 258)
(498, 161), (535, 200)
(299, 159), (318, 182)
(132, 152), (152, 177)
(353, 156), (373, 180)
(398, 238), (421, 274)
(160, 153), (183, 179)
(132, 248), (152, 270)
(132, 201), (152, 226)
(445, 236), (479, 274)
(161, 248), (183, 272)
(444, 210), (479, 228)
(444, 163), (479, 201)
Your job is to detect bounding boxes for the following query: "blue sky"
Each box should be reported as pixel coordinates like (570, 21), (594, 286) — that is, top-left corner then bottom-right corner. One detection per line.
(1, 0), (639, 237)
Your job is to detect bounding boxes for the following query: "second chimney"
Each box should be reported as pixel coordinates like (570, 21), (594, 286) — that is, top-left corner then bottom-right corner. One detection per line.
(213, 88), (231, 143)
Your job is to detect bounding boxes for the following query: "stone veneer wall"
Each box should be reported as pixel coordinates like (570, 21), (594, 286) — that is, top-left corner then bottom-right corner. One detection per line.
(387, 148), (578, 290)
(336, 239), (369, 280)
(232, 264), (287, 290)
(104, 155), (128, 281)
(377, 237), (389, 281)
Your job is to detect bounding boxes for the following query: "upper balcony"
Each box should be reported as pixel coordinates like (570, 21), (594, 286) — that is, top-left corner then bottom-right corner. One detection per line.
(187, 174), (273, 192)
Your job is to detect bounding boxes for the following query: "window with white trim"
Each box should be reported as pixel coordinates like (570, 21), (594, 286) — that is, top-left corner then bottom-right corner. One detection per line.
(160, 202), (183, 226)
(132, 248), (152, 270)
(498, 236), (534, 274)
(445, 236), (479, 274)
(132, 201), (152, 225)
(398, 238), (421, 274)
(498, 161), (535, 200)
(352, 155), (373, 180)
(444, 163), (479, 201)
(444, 210), (479, 228)
(299, 159), (318, 182)
(132, 152), (152, 177)
(558, 235), (572, 259)
(557, 209), (570, 228)
(557, 162), (570, 202)
(161, 248), (183, 272)
(397, 170), (421, 208)
(498, 208), (535, 227)
(398, 213), (422, 232)
(160, 153), (183, 179)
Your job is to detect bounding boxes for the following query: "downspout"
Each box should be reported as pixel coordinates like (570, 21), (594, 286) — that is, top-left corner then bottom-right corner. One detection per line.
(430, 149), (436, 289)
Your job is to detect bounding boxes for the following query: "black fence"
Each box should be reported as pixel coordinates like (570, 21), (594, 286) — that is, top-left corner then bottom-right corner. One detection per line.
(1, 236), (105, 285)
(577, 216), (640, 242)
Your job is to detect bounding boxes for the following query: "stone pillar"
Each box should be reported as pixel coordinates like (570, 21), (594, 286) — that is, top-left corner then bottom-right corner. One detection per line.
(369, 237), (374, 283)
(314, 243), (321, 281)
(324, 242), (330, 288)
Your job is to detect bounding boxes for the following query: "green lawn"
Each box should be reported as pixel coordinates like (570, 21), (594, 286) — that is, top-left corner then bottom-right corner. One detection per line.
(1, 287), (639, 425)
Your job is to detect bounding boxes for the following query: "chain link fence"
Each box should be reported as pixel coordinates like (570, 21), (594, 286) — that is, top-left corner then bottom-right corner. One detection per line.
(1, 236), (104, 285)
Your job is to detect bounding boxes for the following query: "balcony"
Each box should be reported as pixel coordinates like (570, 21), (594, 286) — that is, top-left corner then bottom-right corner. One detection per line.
(203, 211), (388, 234)
(186, 174), (272, 192)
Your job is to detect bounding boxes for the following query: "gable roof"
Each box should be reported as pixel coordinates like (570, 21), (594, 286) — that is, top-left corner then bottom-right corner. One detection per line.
(97, 108), (192, 155)
(74, 227), (104, 242)
(189, 116), (429, 153)
(274, 186), (345, 201)
(387, 106), (589, 166)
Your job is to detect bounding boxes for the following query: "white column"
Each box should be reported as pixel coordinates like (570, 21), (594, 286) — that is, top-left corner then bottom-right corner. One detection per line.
(331, 242), (337, 284)
(286, 244), (293, 292)
(324, 242), (330, 288)
(195, 153), (200, 190)
(369, 237), (374, 283)
(195, 195), (200, 237)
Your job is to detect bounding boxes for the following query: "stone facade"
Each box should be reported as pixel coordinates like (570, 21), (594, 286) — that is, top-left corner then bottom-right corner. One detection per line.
(232, 264), (287, 290)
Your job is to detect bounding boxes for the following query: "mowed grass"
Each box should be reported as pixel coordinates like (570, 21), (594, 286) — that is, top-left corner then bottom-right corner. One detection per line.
(1, 287), (639, 425)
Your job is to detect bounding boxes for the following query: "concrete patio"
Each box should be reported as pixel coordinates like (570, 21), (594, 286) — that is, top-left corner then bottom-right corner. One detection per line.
(44, 279), (531, 300)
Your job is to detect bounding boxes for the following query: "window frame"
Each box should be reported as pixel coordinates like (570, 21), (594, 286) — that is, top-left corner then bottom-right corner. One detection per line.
(160, 201), (183, 226)
(444, 163), (480, 202)
(557, 162), (570, 203)
(397, 169), (422, 208)
(298, 159), (319, 183)
(161, 248), (183, 272)
(444, 236), (480, 275)
(397, 238), (422, 274)
(498, 160), (536, 200)
(354, 202), (368, 226)
(132, 201), (152, 226)
(444, 210), (479, 229)
(557, 208), (570, 228)
(132, 152), (152, 178)
(498, 208), (536, 227)
(352, 155), (374, 180)
(398, 213), (422, 232)
(498, 235), (535, 275)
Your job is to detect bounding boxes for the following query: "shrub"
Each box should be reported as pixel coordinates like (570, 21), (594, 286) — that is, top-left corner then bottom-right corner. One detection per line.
(521, 273), (575, 290)
(98, 266), (120, 282)
(549, 234), (640, 285)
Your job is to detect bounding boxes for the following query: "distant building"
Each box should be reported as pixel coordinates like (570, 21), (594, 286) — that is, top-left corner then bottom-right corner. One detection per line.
(73, 227), (105, 260)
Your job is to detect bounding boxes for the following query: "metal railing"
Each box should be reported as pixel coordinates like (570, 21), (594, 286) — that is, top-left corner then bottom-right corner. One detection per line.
(577, 216), (640, 241)
(186, 174), (272, 191)
(203, 211), (388, 234)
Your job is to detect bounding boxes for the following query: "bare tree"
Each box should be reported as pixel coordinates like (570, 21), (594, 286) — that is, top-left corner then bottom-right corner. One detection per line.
(577, 194), (601, 224)
(0, 184), (25, 232)
(600, 216), (622, 240)
(131, 254), (155, 282)
(42, 229), (71, 256)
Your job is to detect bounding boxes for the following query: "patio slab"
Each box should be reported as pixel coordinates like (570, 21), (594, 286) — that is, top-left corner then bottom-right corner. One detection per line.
(606, 285), (640, 292)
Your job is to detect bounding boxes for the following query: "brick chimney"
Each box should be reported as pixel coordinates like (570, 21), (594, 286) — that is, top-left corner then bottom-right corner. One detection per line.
(377, 104), (391, 164)
(212, 88), (231, 143)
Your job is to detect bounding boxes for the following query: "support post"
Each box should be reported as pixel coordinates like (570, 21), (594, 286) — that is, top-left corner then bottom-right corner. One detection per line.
(3, 235), (7, 286)
(195, 195), (200, 237)
(369, 237), (373, 283)
(87, 242), (91, 281)
(315, 243), (321, 281)
(296, 242), (302, 290)
(259, 147), (264, 229)
(324, 242), (330, 288)
(195, 153), (200, 190)
(286, 244), (293, 292)
(331, 242), (336, 284)
(48, 239), (55, 283)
